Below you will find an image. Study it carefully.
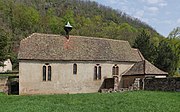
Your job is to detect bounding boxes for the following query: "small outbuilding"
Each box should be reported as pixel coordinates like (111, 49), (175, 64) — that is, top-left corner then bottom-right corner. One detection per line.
(122, 60), (168, 88)
(0, 59), (12, 73)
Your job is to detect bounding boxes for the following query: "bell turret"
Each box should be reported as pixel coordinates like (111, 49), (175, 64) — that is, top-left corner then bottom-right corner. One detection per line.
(64, 22), (72, 39)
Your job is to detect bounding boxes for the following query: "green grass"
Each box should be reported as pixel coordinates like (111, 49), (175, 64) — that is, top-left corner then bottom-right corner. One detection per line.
(0, 91), (180, 112)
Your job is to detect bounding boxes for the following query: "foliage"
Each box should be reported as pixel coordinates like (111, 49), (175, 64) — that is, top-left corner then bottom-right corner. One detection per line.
(0, 29), (8, 66)
(155, 40), (179, 76)
(0, 0), (178, 76)
(0, 91), (180, 112)
(133, 30), (157, 63)
(168, 27), (180, 39)
(134, 30), (180, 76)
(167, 27), (180, 75)
(0, 0), (164, 70)
(0, 0), (158, 42)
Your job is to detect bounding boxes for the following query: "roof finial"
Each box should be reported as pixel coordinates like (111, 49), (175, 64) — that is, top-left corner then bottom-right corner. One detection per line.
(64, 21), (73, 39)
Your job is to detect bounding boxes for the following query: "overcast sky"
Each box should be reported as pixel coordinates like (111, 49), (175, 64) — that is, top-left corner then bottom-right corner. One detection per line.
(89, 0), (180, 37)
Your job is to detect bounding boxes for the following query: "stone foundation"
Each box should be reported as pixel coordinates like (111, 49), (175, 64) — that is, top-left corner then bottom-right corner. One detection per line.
(0, 77), (9, 94)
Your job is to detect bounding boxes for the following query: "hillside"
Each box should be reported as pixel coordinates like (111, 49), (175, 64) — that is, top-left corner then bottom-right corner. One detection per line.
(0, 0), (160, 45)
(0, 0), (163, 69)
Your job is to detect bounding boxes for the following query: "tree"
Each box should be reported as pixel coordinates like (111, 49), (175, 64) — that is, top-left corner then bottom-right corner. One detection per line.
(167, 27), (180, 75)
(62, 9), (75, 25)
(155, 40), (179, 76)
(133, 30), (157, 63)
(13, 4), (40, 32)
(168, 27), (180, 39)
(0, 29), (8, 66)
(0, 0), (162, 69)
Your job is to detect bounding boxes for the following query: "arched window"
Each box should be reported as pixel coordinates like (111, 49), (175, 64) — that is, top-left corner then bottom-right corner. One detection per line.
(48, 66), (51, 81)
(112, 65), (119, 75)
(42, 64), (52, 81)
(94, 66), (97, 80)
(43, 65), (46, 81)
(112, 66), (116, 75)
(73, 63), (77, 75)
(94, 64), (101, 80)
(115, 66), (119, 75)
(98, 66), (101, 80)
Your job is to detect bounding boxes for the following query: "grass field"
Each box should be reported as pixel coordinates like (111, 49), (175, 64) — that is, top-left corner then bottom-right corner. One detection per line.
(0, 91), (180, 112)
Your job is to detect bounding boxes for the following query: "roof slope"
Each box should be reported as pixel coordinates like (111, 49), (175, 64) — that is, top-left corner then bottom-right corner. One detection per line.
(123, 60), (168, 75)
(18, 33), (142, 62)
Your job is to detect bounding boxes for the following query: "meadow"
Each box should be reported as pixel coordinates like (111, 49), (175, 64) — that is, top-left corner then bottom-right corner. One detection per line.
(0, 91), (180, 112)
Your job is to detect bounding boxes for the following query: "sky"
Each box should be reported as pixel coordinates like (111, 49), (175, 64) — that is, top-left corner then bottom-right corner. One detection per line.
(89, 0), (180, 37)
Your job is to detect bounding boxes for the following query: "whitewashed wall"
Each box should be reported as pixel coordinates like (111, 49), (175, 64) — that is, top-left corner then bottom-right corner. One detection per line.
(19, 60), (134, 95)
(0, 59), (12, 73)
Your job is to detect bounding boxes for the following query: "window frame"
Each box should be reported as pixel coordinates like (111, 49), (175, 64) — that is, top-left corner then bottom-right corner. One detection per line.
(42, 64), (52, 81)
(43, 65), (46, 81)
(112, 64), (119, 75)
(94, 64), (101, 80)
(48, 65), (51, 81)
(94, 66), (98, 80)
(98, 66), (101, 80)
(115, 66), (119, 75)
(73, 63), (77, 75)
(112, 66), (116, 75)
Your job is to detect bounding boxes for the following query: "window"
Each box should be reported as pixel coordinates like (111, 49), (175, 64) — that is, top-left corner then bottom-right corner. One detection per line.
(48, 66), (51, 81)
(43, 66), (46, 81)
(116, 66), (119, 75)
(98, 66), (101, 79)
(112, 66), (115, 76)
(42, 64), (52, 81)
(94, 64), (101, 80)
(112, 64), (119, 75)
(73, 63), (77, 75)
(94, 66), (97, 80)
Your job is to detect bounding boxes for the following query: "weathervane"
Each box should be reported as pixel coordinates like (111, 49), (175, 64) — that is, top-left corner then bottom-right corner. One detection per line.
(64, 22), (73, 39)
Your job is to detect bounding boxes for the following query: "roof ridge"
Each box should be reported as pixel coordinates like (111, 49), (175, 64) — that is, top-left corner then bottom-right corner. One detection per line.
(24, 33), (129, 43)
(20, 33), (64, 43)
(71, 35), (128, 42)
(21, 33), (37, 42)
(137, 49), (145, 60)
(144, 60), (168, 74)
(34, 33), (63, 37)
(132, 48), (144, 61)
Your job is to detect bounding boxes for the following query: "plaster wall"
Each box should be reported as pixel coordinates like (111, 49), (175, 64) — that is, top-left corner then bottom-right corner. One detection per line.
(19, 60), (134, 95)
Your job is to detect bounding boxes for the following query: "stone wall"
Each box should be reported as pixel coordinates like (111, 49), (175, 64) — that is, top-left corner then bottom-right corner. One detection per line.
(122, 75), (144, 88)
(0, 76), (19, 94)
(0, 77), (9, 94)
(144, 77), (180, 92)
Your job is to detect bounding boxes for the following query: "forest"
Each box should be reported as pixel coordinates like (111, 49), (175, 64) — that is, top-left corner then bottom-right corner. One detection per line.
(0, 0), (179, 76)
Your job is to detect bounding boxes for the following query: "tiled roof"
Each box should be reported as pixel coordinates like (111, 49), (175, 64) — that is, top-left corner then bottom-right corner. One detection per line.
(18, 33), (142, 62)
(123, 60), (168, 75)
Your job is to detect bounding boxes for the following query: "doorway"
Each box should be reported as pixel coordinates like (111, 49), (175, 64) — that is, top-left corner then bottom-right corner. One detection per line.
(104, 78), (114, 89)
